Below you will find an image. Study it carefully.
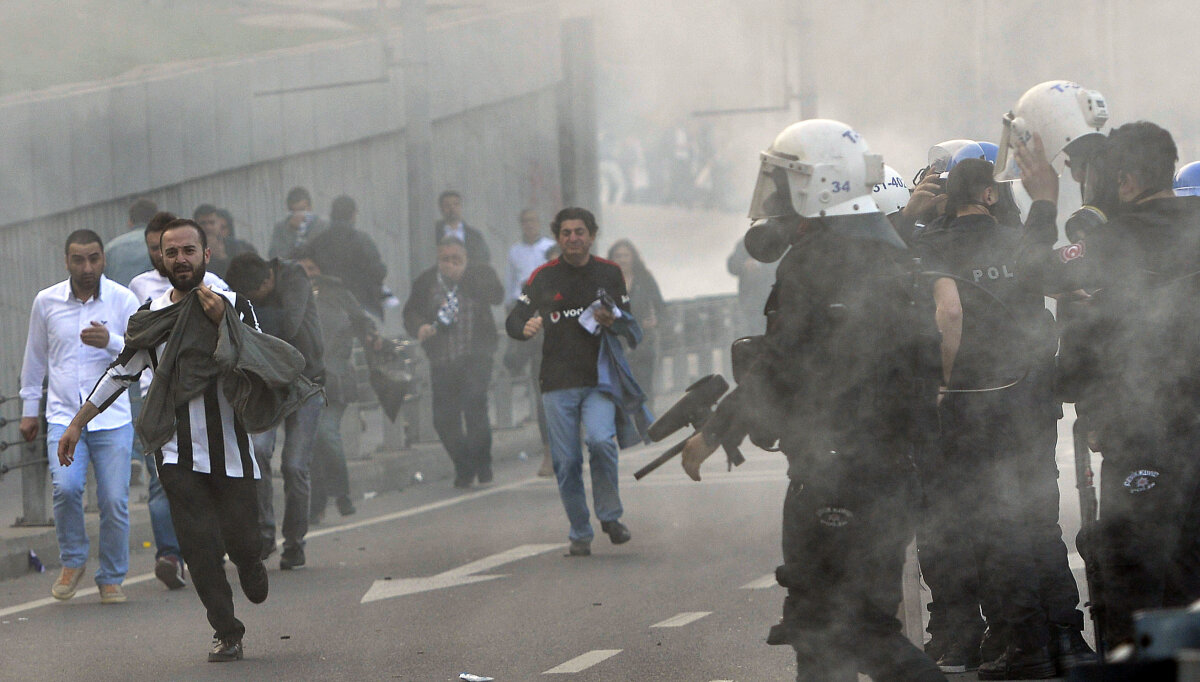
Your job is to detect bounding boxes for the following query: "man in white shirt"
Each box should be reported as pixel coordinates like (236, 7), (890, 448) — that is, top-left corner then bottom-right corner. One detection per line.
(19, 229), (141, 605)
(505, 208), (556, 305)
(58, 219), (270, 663)
(503, 209), (555, 476)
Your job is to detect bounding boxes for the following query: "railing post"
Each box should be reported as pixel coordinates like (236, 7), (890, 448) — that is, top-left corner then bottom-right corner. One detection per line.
(17, 436), (51, 527)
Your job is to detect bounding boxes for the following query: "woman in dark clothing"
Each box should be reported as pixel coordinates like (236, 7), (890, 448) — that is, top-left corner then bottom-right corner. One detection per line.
(606, 239), (666, 405)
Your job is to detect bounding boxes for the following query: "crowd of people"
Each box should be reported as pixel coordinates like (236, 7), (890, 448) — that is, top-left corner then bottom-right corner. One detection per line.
(32, 75), (1196, 680)
(19, 178), (668, 662)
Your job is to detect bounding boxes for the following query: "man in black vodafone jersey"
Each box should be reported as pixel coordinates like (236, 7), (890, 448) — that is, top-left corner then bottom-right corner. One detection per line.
(506, 207), (633, 556)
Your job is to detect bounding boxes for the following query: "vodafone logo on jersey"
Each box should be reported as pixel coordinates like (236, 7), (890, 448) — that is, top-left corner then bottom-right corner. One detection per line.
(548, 307), (585, 324)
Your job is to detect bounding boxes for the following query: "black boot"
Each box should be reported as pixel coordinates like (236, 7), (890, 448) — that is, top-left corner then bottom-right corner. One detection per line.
(977, 644), (1056, 680)
(1049, 623), (1098, 671)
(979, 624), (1006, 664)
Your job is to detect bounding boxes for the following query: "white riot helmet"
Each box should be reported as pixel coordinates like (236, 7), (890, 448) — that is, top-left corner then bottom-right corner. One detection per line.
(872, 165), (910, 216)
(995, 80), (1109, 181)
(749, 119), (886, 220)
(745, 119), (903, 261)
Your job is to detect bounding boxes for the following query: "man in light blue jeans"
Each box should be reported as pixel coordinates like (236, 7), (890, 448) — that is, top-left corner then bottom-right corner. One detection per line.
(45, 423), (133, 592)
(19, 229), (142, 603)
(504, 208), (633, 556)
(542, 388), (623, 545)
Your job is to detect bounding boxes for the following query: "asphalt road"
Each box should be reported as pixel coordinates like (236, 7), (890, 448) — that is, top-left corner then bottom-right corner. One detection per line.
(0, 413), (1093, 681)
(0, 443), (799, 681)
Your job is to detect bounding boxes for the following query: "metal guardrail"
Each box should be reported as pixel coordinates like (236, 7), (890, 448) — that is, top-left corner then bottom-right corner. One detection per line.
(656, 294), (741, 394)
(0, 389), (52, 527)
(344, 294), (743, 447)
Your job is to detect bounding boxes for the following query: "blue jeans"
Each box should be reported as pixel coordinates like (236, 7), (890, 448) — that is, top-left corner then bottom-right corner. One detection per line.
(542, 387), (623, 543)
(131, 387), (181, 560)
(310, 401), (350, 512)
(46, 423), (133, 584)
(252, 395), (323, 551)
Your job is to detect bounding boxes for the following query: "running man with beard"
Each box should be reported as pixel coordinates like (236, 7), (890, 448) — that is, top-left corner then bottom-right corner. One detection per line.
(57, 219), (269, 663)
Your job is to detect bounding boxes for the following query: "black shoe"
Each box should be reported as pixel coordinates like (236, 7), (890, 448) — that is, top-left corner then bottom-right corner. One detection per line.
(936, 643), (981, 673)
(923, 632), (951, 663)
(453, 477), (472, 489)
(260, 538), (277, 561)
(477, 469), (493, 484)
(336, 495), (356, 516)
(1050, 624), (1098, 671)
(600, 520), (631, 545)
(567, 540), (591, 556)
(208, 635), (244, 662)
(977, 645), (1056, 680)
(980, 625), (1006, 663)
(279, 546), (306, 570)
(238, 560), (269, 604)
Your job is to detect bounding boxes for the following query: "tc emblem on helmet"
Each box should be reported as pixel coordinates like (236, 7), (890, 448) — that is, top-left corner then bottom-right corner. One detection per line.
(816, 507), (853, 527)
(1123, 470), (1159, 494)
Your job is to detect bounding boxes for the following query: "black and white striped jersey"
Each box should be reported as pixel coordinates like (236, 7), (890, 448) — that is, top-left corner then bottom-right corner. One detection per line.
(87, 287), (262, 478)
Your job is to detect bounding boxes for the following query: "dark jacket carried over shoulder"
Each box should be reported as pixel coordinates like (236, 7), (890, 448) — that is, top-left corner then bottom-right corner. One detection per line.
(126, 289), (323, 452)
(254, 259), (326, 384)
(403, 263), (504, 360)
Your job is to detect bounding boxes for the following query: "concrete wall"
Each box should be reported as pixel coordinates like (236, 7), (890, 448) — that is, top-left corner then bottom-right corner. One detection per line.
(0, 6), (564, 388)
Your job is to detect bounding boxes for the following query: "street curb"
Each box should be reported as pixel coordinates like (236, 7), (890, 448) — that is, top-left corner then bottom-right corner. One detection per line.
(0, 422), (545, 582)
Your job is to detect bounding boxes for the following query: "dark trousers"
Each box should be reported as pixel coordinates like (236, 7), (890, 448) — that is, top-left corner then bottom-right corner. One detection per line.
(310, 401), (351, 513)
(1097, 429), (1200, 645)
(253, 395), (323, 552)
(157, 462), (260, 641)
(431, 354), (494, 483)
(920, 371), (1081, 648)
(774, 451), (944, 681)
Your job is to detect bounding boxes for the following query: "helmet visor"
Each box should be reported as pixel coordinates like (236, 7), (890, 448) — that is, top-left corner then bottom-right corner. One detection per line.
(748, 156), (800, 220)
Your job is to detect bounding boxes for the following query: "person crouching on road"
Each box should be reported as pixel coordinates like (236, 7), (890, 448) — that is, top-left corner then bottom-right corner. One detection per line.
(505, 208), (637, 557)
(403, 237), (504, 488)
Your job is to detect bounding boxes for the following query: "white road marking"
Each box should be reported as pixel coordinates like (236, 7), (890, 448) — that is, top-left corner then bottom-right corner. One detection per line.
(740, 573), (777, 590)
(543, 649), (622, 674)
(651, 611), (712, 628)
(360, 543), (562, 603)
(0, 476), (541, 619)
(0, 571), (160, 619)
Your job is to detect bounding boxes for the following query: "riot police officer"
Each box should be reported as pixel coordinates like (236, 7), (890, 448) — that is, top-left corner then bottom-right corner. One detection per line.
(681, 119), (946, 682)
(1016, 120), (1200, 652)
(916, 157), (1096, 678)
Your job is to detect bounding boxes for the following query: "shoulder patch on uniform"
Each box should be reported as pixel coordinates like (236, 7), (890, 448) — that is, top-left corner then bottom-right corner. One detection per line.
(1059, 242), (1085, 263)
(1123, 469), (1159, 493)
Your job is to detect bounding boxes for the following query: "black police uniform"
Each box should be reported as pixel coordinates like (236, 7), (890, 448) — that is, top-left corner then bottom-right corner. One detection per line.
(730, 224), (945, 682)
(1027, 195), (1200, 646)
(915, 213), (1084, 660)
